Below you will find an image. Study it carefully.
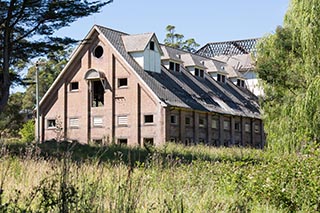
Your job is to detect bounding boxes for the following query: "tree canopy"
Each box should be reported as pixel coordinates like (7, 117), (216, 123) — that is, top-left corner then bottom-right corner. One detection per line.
(256, 0), (320, 153)
(0, 0), (113, 113)
(164, 25), (200, 52)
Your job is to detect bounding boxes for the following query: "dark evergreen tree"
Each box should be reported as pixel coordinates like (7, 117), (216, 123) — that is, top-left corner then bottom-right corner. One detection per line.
(0, 0), (113, 112)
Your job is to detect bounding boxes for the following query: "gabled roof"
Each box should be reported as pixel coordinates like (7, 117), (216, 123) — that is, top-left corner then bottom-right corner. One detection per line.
(214, 54), (255, 73)
(40, 25), (261, 119)
(202, 60), (228, 75)
(122, 32), (154, 52)
(180, 53), (206, 69)
(122, 32), (163, 55)
(96, 25), (260, 118)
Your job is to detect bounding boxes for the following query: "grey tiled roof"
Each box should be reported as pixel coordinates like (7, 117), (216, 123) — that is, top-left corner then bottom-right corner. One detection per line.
(122, 32), (154, 52)
(96, 25), (261, 119)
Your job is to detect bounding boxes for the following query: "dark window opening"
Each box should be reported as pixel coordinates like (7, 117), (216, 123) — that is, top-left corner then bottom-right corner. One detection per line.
(170, 115), (177, 124)
(92, 81), (104, 107)
(199, 118), (205, 127)
(93, 139), (103, 145)
(94, 46), (104, 58)
(143, 138), (154, 146)
(118, 138), (128, 145)
(185, 117), (191, 125)
(144, 115), (154, 124)
(222, 75), (226, 83)
(47, 119), (56, 128)
(118, 78), (128, 88)
(169, 61), (175, 71)
(150, 41), (155, 50)
(254, 124), (260, 133)
(200, 69), (204, 78)
(70, 82), (79, 91)
(235, 122), (241, 131)
(175, 63), (180, 72)
(195, 68), (199, 76)
(217, 74), (221, 82)
(237, 79), (241, 86)
(241, 80), (245, 88)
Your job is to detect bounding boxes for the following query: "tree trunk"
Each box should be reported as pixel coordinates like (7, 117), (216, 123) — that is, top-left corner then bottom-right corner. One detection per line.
(0, 0), (13, 113)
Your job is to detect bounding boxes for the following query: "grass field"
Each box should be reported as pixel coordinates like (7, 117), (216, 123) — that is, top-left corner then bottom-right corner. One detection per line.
(0, 141), (320, 212)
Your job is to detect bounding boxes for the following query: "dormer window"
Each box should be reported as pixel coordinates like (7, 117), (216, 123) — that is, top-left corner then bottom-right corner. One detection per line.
(217, 74), (226, 83)
(195, 68), (199, 76)
(200, 69), (204, 78)
(237, 79), (245, 88)
(150, 41), (155, 51)
(195, 68), (205, 78)
(169, 61), (180, 72)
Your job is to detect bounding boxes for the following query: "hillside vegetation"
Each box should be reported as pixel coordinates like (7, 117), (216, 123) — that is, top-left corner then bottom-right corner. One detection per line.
(1, 141), (320, 212)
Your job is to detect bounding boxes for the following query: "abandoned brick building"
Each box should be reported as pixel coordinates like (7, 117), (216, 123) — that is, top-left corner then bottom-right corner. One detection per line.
(38, 25), (265, 148)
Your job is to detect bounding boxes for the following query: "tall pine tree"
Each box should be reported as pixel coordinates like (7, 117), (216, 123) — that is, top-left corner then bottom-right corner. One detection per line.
(0, 0), (113, 112)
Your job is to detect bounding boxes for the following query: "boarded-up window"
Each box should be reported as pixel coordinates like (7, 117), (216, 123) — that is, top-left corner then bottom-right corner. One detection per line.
(223, 120), (230, 130)
(211, 119), (218, 129)
(69, 118), (79, 128)
(118, 116), (128, 126)
(245, 123), (251, 132)
(93, 116), (103, 127)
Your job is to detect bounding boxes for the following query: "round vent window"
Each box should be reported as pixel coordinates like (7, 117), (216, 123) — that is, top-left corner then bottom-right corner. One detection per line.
(94, 45), (104, 58)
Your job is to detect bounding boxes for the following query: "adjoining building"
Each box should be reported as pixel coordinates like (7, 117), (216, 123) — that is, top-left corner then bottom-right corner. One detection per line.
(38, 25), (265, 148)
(197, 38), (264, 97)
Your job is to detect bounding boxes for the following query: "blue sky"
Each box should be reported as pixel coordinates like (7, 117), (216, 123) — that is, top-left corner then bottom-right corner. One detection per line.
(13, 0), (290, 93)
(56, 0), (290, 46)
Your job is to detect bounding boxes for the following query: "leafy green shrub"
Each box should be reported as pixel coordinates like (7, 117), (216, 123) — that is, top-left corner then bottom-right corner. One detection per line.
(19, 120), (35, 143)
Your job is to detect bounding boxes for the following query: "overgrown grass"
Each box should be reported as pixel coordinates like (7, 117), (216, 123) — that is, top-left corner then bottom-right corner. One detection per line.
(0, 141), (319, 212)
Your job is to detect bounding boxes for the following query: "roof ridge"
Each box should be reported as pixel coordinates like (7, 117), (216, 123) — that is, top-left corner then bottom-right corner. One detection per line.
(205, 37), (260, 45)
(95, 24), (129, 36)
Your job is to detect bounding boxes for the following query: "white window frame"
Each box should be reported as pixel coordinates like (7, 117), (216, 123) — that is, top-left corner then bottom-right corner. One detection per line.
(69, 117), (79, 128)
(93, 116), (103, 127)
(118, 115), (128, 126)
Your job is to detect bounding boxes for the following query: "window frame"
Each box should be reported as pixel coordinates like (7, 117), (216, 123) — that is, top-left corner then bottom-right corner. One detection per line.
(211, 119), (218, 129)
(69, 117), (80, 129)
(93, 116), (103, 127)
(91, 80), (105, 107)
(245, 123), (251, 132)
(235, 122), (241, 132)
(47, 119), (56, 129)
(223, 120), (230, 130)
(144, 114), (154, 124)
(117, 115), (128, 126)
(199, 117), (205, 128)
(149, 41), (155, 51)
(70, 82), (79, 92)
(118, 138), (128, 145)
(185, 117), (191, 125)
(118, 78), (128, 88)
(170, 115), (178, 124)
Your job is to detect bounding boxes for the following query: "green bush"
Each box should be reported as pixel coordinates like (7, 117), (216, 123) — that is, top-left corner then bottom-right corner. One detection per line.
(19, 120), (35, 143)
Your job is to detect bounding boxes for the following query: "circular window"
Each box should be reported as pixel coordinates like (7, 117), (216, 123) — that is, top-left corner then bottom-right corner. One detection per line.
(93, 45), (104, 58)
